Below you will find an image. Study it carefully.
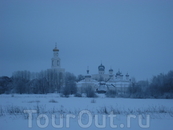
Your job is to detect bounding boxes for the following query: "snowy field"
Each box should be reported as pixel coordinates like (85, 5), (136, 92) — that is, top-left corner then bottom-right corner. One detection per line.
(0, 94), (173, 130)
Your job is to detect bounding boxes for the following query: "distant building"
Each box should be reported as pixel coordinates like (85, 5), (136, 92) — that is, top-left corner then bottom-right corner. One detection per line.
(51, 44), (65, 72)
(46, 44), (65, 92)
(77, 64), (131, 94)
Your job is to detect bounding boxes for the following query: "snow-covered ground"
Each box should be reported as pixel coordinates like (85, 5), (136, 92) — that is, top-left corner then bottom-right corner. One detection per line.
(0, 94), (173, 130)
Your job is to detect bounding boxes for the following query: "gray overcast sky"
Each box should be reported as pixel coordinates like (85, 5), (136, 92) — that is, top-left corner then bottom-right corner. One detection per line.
(0, 0), (173, 81)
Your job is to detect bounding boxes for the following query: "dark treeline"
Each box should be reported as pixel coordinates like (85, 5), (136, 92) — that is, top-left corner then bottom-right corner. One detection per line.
(0, 70), (173, 99)
(127, 70), (173, 99)
(0, 70), (78, 95)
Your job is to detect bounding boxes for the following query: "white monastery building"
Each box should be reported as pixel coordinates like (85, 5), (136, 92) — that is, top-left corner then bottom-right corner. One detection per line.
(77, 64), (131, 93)
(49, 45), (131, 93)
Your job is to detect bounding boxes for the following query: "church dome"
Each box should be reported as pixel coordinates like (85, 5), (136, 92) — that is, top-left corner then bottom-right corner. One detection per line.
(116, 70), (121, 75)
(53, 47), (59, 51)
(109, 68), (113, 72)
(98, 64), (105, 71)
(126, 73), (129, 77)
(85, 69), (91, 78)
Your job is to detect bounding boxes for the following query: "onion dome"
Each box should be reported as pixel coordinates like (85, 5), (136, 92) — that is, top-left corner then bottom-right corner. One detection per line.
(98, 64), (105, 71)
(109, 68), (113, 72)
(116, 70), (120, 75)
(126, 73), (129, 77)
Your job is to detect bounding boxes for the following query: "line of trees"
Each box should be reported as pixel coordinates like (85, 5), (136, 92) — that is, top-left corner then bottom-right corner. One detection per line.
(0, 70), (78, 95)
(0, 70), (173, 98)
(126, 70), (173, 99)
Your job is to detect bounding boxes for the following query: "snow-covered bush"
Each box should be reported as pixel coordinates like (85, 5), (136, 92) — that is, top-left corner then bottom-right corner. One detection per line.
(106, 89), (117, 98)
(84, 85), (97, 98)
(74, 92), (82, 97)
(49, 99), (58, 103)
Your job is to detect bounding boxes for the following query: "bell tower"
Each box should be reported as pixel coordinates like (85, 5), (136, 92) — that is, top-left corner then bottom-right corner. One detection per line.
(51, 43), (61, 69)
